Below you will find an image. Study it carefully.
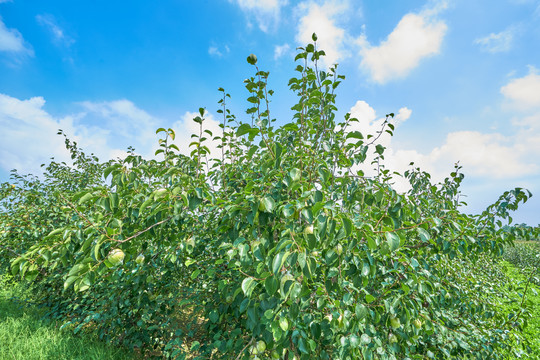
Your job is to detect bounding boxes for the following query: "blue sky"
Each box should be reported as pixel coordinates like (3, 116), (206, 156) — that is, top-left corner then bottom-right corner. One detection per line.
(1, 0), (539, 225)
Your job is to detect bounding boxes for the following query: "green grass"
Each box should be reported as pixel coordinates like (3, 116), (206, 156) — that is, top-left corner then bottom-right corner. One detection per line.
(0, 274), (135, 360)
(498, 260), (540, 359)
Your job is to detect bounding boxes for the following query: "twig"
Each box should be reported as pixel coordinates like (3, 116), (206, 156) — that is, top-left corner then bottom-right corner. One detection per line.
(115, 216), (173, 243)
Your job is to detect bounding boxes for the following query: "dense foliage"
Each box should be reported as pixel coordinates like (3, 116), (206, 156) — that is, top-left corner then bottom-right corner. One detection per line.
(0, 37), (535, 359)
(501, 224), (540, 242)
(503, 242), (540, 287)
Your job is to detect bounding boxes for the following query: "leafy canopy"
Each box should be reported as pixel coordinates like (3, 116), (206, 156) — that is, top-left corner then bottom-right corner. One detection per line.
(0, 35), (534, 359)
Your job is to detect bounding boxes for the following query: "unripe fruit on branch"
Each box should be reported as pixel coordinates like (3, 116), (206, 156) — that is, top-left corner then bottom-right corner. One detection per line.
(186, 237), (195, 248)
(389, 333), (398, 343)
(108, 249), (125, 266)
(390, 316), (401, 329)
(249, 341), (266, 356)
(247, 53), (257, 65)
(154, 188), (167, 200)
(256, 340), (266, 353)
(335, 243), (343, 255)
(136, 254), (145, 264)
(413, 319), (422, 329)
(304, 225), (314, 235)
(271, 350), (280, 359)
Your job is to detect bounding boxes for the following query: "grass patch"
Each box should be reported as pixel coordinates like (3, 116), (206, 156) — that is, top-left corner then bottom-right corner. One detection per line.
(0, 274), (135, 360)
(498, 260), (540, 358)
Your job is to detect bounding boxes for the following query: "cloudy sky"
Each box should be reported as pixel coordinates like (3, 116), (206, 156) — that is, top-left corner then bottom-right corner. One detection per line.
(1, 0), (539, 225)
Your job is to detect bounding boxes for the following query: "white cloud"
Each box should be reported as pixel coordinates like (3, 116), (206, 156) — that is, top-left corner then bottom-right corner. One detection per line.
(36, 14), (74, 47)
(357, 3), (447, 84)
(474, 26), (517, 53)
(0, 16), (33, 55)
(346, 101), (412, 182)
(0, 95), (167, 176)
(348, 101), (411, 145)
(500, 67), (540, 109)
(295, 0), (350, 68)
(0, 94), (81, 174)
(345, 98), (539, 192)
(230, 0), (287, 32)
(274, 43), (290, 60)
(0, 93), (233, 178)
(398, 131), (537, 179)
(208, 45), (230, 57)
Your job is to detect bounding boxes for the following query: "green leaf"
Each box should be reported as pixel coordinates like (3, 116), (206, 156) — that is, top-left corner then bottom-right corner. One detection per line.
(298, 337), (309, 354)
(272, 252), (289, 275)
(265, 276), (279, 296)
(346, 131), (363, 140)
(279, 317), (289, 331)
(190, 269), (201, 279)
(367, 236), (377, 250)
(355, 304), (368, 320)
(139, 197), (153, 214)
(318, 166), (330, 184)
(282, 204), (295, 217)
(386, 232), (400, 252)
(209, 310), (219, 323)
(241, 277), (257, 297)
(274, 142), (283, 168)
(341, 215), (352, 236)
(236, 123), (252, 136)
(64, 275), (78, 291)
(78, 192), (94, 205)
(261, 196), (275, 213)
(417, 228), (430, 242)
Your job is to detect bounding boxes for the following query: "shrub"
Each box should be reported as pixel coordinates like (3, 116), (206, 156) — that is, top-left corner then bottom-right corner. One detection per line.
(503, 242), (540, 286)
(1, 36), (534, 359)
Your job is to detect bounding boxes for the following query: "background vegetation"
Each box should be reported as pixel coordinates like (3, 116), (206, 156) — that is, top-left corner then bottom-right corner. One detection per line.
(1, 38), (539, 359)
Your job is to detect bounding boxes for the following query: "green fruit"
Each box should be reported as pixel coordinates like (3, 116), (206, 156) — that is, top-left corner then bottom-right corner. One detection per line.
(290, 168), (301, 182)
(154, 188), (167, 200)
(271, 350), (280, 359)
(413, 319), (422, 329)
(389, 333), (398, 343)
(258, 200), (267, 212)
(247, 53), (258, 65)
(108, 249), (125, 266)
(256, 340), (266, 353)
(335, 243), (343, 255)
(304, 225), (314, 235)
(445, 292), (451, 300)
(390, 316), (401, 329)
(136, 254), (145, 264)
(338, 313), (345, 328)
(279, 317), (289, 331)
(249, 345), (259, 355)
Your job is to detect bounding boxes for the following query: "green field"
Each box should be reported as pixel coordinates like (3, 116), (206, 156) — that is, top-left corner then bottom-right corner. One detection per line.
(0, 275), (135, 360)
